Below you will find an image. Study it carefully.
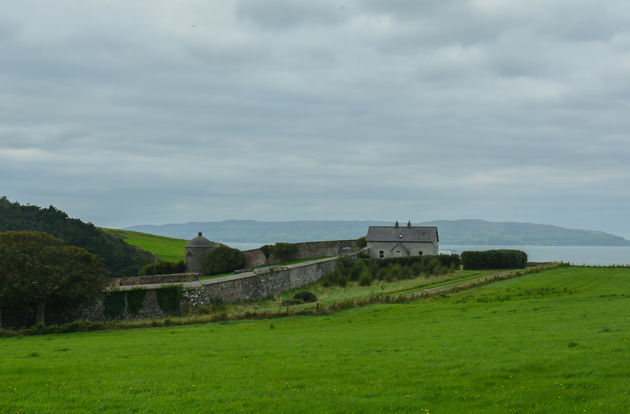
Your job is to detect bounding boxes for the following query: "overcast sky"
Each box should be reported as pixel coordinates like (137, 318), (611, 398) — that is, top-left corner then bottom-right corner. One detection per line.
(2, 0), (630, 237)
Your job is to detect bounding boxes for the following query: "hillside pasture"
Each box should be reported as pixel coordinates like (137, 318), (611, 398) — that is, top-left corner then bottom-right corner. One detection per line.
(1, 266), (629, 413)
(102, 228), (188, 262)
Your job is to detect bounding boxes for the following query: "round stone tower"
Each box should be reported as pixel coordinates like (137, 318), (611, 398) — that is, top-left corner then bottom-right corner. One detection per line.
(185, 232), (215, 275)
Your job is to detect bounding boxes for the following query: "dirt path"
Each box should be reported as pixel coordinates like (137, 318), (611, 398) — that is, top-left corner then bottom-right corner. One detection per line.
(392, 270), (522, 299)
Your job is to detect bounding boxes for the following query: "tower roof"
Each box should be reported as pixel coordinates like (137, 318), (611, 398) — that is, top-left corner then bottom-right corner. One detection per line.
(186, 232), (215, 248)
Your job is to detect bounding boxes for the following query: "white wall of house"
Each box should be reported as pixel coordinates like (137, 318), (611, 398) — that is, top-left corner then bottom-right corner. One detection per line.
(366, 241), (438, 259)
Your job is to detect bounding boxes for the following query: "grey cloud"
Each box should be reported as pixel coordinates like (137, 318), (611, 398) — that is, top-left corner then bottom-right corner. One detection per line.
(235, 0), (345, 29)
(1, 0), (629, 238)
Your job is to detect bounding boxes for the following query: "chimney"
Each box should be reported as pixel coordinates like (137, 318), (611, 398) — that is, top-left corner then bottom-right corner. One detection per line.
(395, 220), (399, 228)
(407, 221), (411, 228)
(198, 232), (202, 237)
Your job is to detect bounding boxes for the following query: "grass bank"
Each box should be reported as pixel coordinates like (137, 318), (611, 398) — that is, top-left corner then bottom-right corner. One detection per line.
(102, 228), (188, 262)
(2, 266), (629, 412)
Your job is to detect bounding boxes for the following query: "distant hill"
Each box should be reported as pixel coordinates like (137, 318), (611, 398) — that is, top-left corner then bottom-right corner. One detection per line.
(421, 219), (630, 246)
(0, 197), (155, 276)
(125, 219), (630, 246)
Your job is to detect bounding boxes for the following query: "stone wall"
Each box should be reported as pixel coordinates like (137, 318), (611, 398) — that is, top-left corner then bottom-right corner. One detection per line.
(185, 258), (339, 306)
(5, 248), (366, 328)
(243, 248), (267, 268)
(293, 240), (357, 260)
(112, 273), (199, 287)
(243, 239), (358, 268)
(99, 249), (366, 320)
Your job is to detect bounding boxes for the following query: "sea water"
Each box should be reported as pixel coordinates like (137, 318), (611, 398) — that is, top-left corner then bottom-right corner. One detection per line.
(441, 245), (630, 266)
(221, 242), (630, 266)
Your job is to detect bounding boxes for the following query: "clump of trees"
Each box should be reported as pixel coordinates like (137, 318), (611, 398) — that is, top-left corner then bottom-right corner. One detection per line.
(0, 196), (154, 276)
(461, 250), (527, 270)
(137, 260), (185, 276)
(322, 254), (461, 287)
(205, 245), (245, 275)
(0, 231), (109, 328)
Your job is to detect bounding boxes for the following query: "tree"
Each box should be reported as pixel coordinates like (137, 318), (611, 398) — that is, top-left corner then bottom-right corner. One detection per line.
(0, 196), (154, 276)
(205, 245), (245, 276)
(0, 231), (109, 326)
(0, 243), (21, 330)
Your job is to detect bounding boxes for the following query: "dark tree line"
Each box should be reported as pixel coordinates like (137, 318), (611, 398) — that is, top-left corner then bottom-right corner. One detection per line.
(0, 196), (154, 277)
(0, 231), (109, 328)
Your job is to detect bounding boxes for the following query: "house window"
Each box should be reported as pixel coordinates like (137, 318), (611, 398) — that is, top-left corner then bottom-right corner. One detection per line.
(379, 250), (384, 259)
(395, 250), (401, 257)
(418, 251), (423, 256)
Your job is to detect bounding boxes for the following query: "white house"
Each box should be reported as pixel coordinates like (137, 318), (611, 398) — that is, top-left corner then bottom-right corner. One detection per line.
(366, 221), (439, 259)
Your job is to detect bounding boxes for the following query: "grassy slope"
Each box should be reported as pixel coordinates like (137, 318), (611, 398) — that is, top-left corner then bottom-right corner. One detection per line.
(2, 267), (630, 413)
(101, 228), (187, 262)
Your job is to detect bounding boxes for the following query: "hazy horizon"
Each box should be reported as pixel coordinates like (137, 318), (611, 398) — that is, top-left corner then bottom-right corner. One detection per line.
(2, 1), (629, 238)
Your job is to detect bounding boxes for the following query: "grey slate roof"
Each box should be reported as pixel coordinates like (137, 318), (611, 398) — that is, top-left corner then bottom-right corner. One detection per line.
(366, 226), (439, 243)
(186, 232), (216, 248)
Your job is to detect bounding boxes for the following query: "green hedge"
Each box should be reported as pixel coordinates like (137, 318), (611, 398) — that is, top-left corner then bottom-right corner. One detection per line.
(260, 242), (297, 262)
(138, 260), (185, 276)
(360, 254), (461, 269)
(461, 250), (528, 270)
(322, 254), (460, 287)
(126, 288), (147, 315)
(103, 288), (148, 319)
(205, 245), (245, 275)
(156, 286), (183, 313)
(103, 291), (126, 319)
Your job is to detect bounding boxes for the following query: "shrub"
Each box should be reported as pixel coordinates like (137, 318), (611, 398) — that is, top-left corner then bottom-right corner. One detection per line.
(60, 321), (82, 333)
(436, 254), (461, 268)
(359, 271), (373, 286)
(272, 242), (297, 262)
(293, 290), (317, 303)
(260, 245), (272, 260)
(103, 291), (126, 319)
(281, 298), (304, 306)
(210, 297), (225, 313)
(356, 236), (367, 248)
(461, 250), (527, 270)
(205, 245), (245, 275)
(336, 256), (353, 274)
(126, 288), (147, 315)
(261, 242), (298, 262)
(87, 321), (105, 331)
(138, 260), (185, 276)
(156, 285), (183, 313)
(195, 305), (213, 315)
(350, 260), (367, 281)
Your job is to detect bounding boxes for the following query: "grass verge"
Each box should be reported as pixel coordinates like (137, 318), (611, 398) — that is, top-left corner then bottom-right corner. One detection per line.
(2, 265), (629, 413)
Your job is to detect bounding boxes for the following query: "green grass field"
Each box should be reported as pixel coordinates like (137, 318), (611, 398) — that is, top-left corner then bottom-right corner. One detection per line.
(2, 266), (629, 413)
(101, 228), (188, 262)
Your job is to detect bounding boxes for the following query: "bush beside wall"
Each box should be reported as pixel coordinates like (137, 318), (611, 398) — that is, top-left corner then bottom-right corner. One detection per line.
(323, 254), (459, 287)
(205, 245), (245, 275)
(126, 288), (147, 315)
(103, 291), (126, 319)
(461, 250), (528, 270)
(138, 260), (185, 276)
(156, 286), (183, 313)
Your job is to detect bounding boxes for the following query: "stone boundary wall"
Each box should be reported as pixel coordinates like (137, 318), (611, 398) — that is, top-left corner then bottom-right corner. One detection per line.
(103, 248), (367, 320)
(243, 248), (267, 268)
(243, 239), (358, 268)
(112, 273), (199, 287)
(293, 240), (357, 260)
